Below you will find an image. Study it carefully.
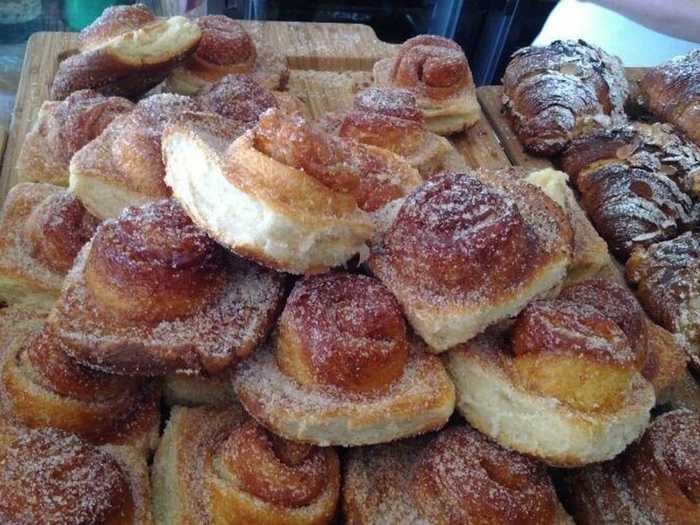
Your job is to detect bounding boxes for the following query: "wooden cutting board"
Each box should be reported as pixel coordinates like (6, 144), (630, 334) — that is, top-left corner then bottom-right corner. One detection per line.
(0, 21), (510, 204)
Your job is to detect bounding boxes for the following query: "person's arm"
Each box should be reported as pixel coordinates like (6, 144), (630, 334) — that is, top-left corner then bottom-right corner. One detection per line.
(584, 0), (700, 42)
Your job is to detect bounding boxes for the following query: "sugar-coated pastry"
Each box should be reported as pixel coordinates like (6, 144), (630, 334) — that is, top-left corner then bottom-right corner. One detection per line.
(522, 167), (612, 284)
(0, 422), (153, 524)
(445, 296), (655, 466)
(560, 122), (700, 259)
(165, 16), (289, 95)
(233, 272), (455, 446)
(0, 306), (159, 455)
(69, 94), (200, 220)
(373, 35), (480, 135)
(560, 278), (687, 400)
(640, 49), (700, 146)
(320, 87), (466, 178)
(16, 90), (134, 186)
(344, 425), (573, 524)
(0, 183), (99, 308)
(626, 232), (700, 371)
(195, 73), (282, 122)
(164, 109), (421, 274)
(502, 39), (629, 156)
(49, 199), (285, 376)
(369, 170), (573, 351)
(564, 409), (700, 524)
(152, 405), (340, 524)
(51, 5), (201, 100)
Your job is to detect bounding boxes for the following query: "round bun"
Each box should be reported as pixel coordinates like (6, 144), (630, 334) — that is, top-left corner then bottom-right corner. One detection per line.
(193, 16), (256, 70)
(25, 190), (99, 274)
(276, 273), (408, 395)
(234, 272), (455, 446)
(196, 74), (277, 122)
(369, 170), (572, 351)
(344, 425), (571, 524)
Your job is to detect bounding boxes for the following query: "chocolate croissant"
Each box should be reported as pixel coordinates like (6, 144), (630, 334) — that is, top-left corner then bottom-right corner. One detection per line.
(560, 122), (700, 259)
(503, 39), (629, 156)
(640, 49), (700, 146)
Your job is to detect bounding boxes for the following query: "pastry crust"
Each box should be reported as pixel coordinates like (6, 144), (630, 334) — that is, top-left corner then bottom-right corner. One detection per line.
(163, 109), (422, 274)
(49, 200), (285, 376)
(165, 17), (289, 95)
(16, 90), (134, 186)
(344, 426), (574, 525)
(152, 405), (340, 524)
(564, 409), (700, 524)
(51, 14), (201, 100)
(445, 331), (655, 467)
(233, 338), (455, 447)
(0, 423), (153, 524)
(373, 36), (479, 135)
(162, 371), (236, 407)
(369, 170), (572, 351)
(0, 183), (98, 309)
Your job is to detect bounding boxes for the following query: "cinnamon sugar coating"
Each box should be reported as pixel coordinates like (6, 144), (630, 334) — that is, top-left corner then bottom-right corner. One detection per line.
(196, 74), (277, 122)
(195, 16), (256, 67)
(276, 273), (408, 395)
(78, 3), (155, 51)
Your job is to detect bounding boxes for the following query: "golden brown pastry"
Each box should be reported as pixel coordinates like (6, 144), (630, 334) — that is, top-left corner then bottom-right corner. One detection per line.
(163, 109), (421, 274)
(16, 89), (134, 186)
(564, 409), (700, 524)
(626, 232), (700, 371)
(560, 278), (687, 399)
(373, 35), (480, 135)
(152, 405), (340, 524)
(49, 199), (285, 376)
(560, 122), (700, 259)
(165, 16), (288, 95)
(344, 425), (573, 524)
(50, 5), (201, 100)
(195, 73), (281, 123)
(233, 272), (455, 446)
(69, 93), (200, 220)
(503, 39), (629, 156)
(0, 183), (99, 308)
(0, 422), (153, 524)
(445, 295), (655, 466)
(369, 169), (572, 351)
(320, 86), (467, 178)
(640, 49), (700, 146)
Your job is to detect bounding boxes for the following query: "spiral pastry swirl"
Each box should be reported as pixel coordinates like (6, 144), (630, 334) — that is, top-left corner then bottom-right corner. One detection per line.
(276, 272), (409, 395)
(194, 16), (256, 70)
(0, 425), (145, 524)
(153, 406), (340, 524)
(197, 74), (277, 123)
(85, 199), (225, 322)
(24, 190), (99, 274)
(2, 326), (158, 451)
(390, 35), (472, 100)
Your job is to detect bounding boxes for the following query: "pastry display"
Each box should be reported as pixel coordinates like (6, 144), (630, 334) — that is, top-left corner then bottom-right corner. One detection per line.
(163, 108), (421, 274)
(0, 183), (99, 308)
(49, 199), (285, 376)
(233, 272), (455, 446)
(502, 39), (629, 156)
(373, 35), (480, 135)
(0, 422), (153, 524)
(564, 409), (700, 524)
(320, 86), (466, 178)
(640, 49), (700, 145)
(152, 404), (340, 524)
(0, 308), (159, 455)
(69, 93), (199, 220)
(50, 5), (201, 100)
(344, 425), (573, 524)
(445, 290), (656, 466)
(561, 122), (700, 259)
(2, 6), (700, 522)
(16, 89), (134, 186)
(369, 170), (572, 351)
(626, 232), (700, 371)
(166, 15), (289, 95)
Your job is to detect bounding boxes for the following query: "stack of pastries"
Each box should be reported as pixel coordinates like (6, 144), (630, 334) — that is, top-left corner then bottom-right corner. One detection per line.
(0, 4), (697, 524)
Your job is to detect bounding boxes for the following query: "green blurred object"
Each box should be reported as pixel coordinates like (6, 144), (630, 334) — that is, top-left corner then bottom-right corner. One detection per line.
(63, 0), (131, 30)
